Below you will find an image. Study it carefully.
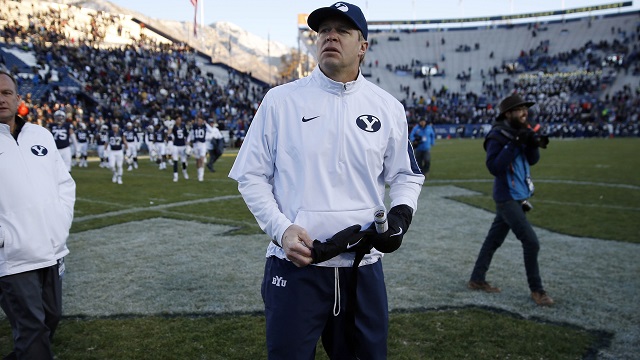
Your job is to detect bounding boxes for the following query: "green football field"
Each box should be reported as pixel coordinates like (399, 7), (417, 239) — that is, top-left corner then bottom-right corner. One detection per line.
(1, 138), (638, 359)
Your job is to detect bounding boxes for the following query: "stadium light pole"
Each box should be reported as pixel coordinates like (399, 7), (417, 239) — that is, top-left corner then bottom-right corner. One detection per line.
(268, 32), (272, 85)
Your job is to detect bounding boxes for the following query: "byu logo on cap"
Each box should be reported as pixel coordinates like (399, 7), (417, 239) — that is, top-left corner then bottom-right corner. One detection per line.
(334, 2), (348, 11)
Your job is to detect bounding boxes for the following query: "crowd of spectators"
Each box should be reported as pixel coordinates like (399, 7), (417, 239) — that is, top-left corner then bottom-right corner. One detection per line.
(394, 24), (640, 137)
(1, 0), (268, 147)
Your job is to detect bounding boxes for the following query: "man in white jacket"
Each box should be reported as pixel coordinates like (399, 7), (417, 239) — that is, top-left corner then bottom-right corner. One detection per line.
(229, 3), (424, 359)
(0, 70), (76, 359)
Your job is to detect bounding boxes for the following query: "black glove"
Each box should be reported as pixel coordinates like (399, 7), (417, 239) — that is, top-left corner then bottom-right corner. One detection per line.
(311, 224), (372, 264)
(365, 204), (413, 253)
(536, 134), (550, 149)
(514, 128), (534, 146)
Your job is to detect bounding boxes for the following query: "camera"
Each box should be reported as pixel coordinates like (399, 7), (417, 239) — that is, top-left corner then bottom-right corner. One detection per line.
(521, 200), (533, 212)
(532, 134), (549, 149)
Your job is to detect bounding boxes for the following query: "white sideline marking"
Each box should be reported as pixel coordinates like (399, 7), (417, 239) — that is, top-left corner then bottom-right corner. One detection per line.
(73, 195), (242, 222)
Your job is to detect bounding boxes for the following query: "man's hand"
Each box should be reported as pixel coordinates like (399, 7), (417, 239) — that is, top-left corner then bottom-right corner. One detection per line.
(281, 224), (314, 267)
(311, 224), (371, 264)
(514, 128), (534, 146)
(366, 205), (413, 253)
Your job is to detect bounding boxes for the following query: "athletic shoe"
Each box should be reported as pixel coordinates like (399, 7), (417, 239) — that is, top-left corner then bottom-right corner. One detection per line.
(183, 170), (189, 180)
(128, 165), (133, 171)
(173, 173), (178, 182)
(112, 174), (117, 183)
(467, 280), (501, 293)
(117, 176), (123, 185)
(531, 290), (554, 306)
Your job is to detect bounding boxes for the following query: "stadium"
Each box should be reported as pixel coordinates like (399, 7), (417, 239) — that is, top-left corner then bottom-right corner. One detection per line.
(0, 0), (639, 358)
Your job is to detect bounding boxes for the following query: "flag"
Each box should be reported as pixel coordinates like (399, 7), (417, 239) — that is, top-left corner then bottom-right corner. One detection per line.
(190, 0), (198, 36)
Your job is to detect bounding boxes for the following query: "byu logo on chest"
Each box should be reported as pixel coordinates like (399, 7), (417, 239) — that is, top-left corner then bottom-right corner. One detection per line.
(31, 145), (48, 156)
(356, 115), (381, 133)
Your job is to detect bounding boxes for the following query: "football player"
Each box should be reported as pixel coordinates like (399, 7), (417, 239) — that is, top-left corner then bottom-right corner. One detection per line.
(153, 122), (168, 170)
(75, 121), (90, 167)
(105, 123), (128, 184)
(48, 110), (77, 172)
(189, 116), (208, 181)
(123, 121), (139, 170)
(144, 124), (156, 162)
(95, 124), (109, 168)
(171, 116), (189, 181)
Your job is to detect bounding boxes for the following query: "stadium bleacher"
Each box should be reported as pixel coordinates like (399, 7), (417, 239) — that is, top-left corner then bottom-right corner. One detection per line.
(1, 0), (639, 140)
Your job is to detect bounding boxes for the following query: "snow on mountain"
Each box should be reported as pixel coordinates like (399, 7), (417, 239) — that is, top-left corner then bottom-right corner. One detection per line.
(48, 0), (294, 84)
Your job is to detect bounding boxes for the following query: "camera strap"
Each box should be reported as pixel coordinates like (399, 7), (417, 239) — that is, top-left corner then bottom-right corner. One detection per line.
(483, 123), (515, 151)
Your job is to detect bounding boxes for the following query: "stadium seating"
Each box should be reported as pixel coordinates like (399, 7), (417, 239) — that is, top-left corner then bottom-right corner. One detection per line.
(1, 0), (638, 138)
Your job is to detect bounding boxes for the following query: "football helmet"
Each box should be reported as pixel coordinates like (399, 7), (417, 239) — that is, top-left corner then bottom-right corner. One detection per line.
(54, 110), (66, 122)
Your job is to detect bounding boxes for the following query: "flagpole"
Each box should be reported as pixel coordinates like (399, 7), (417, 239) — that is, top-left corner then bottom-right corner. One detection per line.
(200, 0), (205, 43)
(192, 0), (198, 38)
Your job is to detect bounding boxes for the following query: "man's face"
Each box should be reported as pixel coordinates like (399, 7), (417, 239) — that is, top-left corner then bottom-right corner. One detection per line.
(316, 17), (367, 79)
(505, 106), (528, 128)
(0, 74), (20, 126)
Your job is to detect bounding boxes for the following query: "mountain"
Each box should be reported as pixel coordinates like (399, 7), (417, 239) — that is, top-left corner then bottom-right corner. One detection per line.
(50, 0), (294, 84)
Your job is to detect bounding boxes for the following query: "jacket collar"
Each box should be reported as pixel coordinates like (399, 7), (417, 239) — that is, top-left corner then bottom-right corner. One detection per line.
(312, 66), (364, 95)
(13, 115), (26, 140)
(0, 115), (26, 140)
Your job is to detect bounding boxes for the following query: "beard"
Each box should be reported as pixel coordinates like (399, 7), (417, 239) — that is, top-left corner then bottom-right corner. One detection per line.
(507, 116), (528, 130)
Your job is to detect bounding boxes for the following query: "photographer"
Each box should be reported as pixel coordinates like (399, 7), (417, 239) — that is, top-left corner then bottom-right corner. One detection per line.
(467, 93), (554, 307)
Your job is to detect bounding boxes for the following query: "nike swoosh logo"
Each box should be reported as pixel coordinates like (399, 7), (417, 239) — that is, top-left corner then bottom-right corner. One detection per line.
(346, 238), (363, 250)
(302, 116), (320, 122)
(390, 227), (403, 237)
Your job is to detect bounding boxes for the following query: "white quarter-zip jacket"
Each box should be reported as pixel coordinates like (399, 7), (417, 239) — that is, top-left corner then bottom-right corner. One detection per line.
(229, 67), (424, 267)
(0, 120), (75, 277)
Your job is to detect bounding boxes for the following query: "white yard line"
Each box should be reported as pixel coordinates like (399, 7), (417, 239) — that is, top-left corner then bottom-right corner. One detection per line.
(73, 195), (242, 222)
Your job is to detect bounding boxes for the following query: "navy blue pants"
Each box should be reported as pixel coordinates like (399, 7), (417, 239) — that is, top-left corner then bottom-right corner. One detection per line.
(0, 263), (62, 360)
(414, 149), (431, 174)
(470, 200), (543, 292)
(262, 256), (388, 360)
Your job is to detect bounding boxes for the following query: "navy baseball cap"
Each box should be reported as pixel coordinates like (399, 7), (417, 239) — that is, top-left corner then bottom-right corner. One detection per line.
(307, 2), (368, 40)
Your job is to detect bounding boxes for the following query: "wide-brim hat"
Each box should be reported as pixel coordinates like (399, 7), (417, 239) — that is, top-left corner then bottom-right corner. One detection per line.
(497, 94), (535, 120)
(307, 2), (368, 40)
